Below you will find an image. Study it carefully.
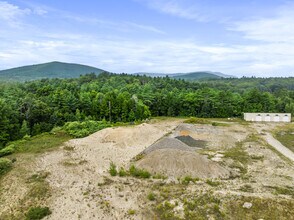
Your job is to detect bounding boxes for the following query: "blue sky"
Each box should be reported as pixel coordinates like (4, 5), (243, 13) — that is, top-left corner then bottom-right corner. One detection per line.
(0, 0), (294, 77)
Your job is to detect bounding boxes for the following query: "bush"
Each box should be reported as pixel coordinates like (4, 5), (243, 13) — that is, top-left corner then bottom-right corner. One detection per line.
(128, 209), (136, 215)
(0, 158), (12, 176)
(184, 117), (209, 124)
(129, 165), (151, 179)
(109, 162), (117, 176)
(63, 120), (111, 138)
(182, 176), (200, 184)
(206, 179), (221, 187)
(118, 167), (128, 177)
(26, 206), (51, 220)
(0, 144), (15, 157)
(147, 192), (156, 201)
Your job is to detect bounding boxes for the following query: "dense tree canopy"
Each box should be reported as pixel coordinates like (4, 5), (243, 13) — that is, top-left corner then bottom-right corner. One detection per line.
(0, 72), (293, 148)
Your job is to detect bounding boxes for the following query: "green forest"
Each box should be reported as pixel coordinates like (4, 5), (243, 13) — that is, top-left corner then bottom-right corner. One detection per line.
(0, 72), (293, 149)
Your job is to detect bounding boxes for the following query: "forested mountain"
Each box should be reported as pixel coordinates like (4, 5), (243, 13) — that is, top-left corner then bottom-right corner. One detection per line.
(0, 61), (234, 82)
(0, 72), (293, 148)
(172, 72), (223, 80)
(0, 61), (104, 81)
(134, 71), (234, 80)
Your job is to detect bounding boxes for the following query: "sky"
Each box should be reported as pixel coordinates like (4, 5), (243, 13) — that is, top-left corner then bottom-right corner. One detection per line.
(0, 0), (294, 77)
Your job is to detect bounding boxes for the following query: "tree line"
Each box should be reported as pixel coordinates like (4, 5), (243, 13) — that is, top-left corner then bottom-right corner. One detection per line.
(0, 72), (293, 148)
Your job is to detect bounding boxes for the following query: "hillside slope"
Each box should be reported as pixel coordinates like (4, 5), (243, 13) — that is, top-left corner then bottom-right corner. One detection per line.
(172, 71), (222, 80)
(134, 71), (235, 80)
(0, 61), (104, 81)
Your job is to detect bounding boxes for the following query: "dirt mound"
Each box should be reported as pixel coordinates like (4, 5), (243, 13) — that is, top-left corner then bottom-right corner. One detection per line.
(100, 123), (164, 148)
(142, 137), (194, 154)
(180, 130), (190, 136)
(136, 149), (230, 178)
(176, 135), (206, 148)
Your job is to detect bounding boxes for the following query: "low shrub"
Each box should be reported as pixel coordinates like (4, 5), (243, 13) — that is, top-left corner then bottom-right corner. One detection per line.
(206, 179), (221, 187)
(128, 209), (136, 215)
(184, 117), (209, 124)
(0, 158), (12, 176)
(63, 120), (111, 138)
(129, 165), (151, 179)
(109, 162), (117, 176)
(182, 176), (200, 185)
(25, 206), (51, 220)
(118, 167), (128, 177)
(0, 144), (15, 157)
(147, 192), (156, 201)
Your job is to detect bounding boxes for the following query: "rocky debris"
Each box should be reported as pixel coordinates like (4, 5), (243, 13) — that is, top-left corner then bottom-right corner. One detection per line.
(242, 202), (253, 209)
(211, 153), (224, 162)
(136, 149), (230, 178)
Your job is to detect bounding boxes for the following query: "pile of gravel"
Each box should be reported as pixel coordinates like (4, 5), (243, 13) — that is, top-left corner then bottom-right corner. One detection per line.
(142, 137), (194, 154)
(175, 135), (206, 148)
(136, 149), (230, 178)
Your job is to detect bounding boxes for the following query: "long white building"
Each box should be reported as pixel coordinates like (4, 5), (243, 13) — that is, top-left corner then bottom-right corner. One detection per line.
(244, 113), (291, 122)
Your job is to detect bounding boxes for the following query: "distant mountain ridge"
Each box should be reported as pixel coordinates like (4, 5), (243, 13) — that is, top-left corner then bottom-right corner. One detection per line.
(134, 71), (235, 80)
(0, 61), (105, 81)
(0, 61), (235, 81)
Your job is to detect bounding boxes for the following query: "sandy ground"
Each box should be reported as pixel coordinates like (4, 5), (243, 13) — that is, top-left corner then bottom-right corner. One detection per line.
(37, 119), (181, 220)
(1, 119), (293, 220)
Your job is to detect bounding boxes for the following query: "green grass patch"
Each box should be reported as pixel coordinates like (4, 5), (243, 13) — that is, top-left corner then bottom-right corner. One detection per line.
(224, 196), (294, 220)
(25, 206), (51, 220)
(184, 117), (210, 124)
(0, 158), (12, 177)
(28, 182), (50, 199)
(183, 194), (223, 220)
(274, 124), (294, 152)
(11, 131), (71, 154)
(224, 144), (250, 165)
(211, 122), (230, 127)
(267, 186), (294, 198)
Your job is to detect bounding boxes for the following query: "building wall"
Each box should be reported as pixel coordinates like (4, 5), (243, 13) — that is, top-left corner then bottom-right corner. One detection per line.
(244, 113), (291, 122)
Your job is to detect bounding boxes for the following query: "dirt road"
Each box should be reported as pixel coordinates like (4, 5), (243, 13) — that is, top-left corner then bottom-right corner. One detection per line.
(264, 132), (294, 161)
(254, 124), (294, 162)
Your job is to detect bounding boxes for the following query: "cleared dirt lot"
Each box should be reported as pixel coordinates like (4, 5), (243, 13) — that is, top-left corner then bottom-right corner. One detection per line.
(1, 119), (293, 219)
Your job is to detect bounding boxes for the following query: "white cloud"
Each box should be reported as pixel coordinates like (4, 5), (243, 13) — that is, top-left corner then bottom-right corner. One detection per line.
(232, 3), (294, 43)
(0, 1), (31, 25)
(1, 35), (294, 77)
(137, 0), (209, 22)
(1, 1), (294, 77)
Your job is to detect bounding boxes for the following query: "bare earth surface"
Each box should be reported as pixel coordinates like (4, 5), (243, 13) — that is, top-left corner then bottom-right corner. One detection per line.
(0, 119), (293, 220)
(254, 124), (294, 161)
(38, 119), (181, 220)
